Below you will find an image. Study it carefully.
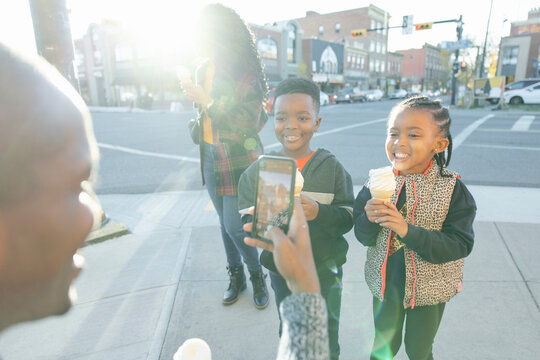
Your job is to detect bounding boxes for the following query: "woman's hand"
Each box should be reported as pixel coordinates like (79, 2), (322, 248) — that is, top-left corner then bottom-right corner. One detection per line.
(181, 81), (213, 107)
(243, 199), (320, 294)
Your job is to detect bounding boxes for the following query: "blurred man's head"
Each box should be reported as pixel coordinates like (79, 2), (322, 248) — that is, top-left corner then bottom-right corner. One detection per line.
(0, 43), (99, 331)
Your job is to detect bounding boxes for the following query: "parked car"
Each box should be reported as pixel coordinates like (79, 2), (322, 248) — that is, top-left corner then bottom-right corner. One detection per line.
(320, 91), (330, 106)
(389, 89), (407, 99)
(335, 87), (365, 103)
(420, 90), (433, 97)
(365, 89), (383, 101)
(488, 78), (540, 104)
(503, 82), (540, 105)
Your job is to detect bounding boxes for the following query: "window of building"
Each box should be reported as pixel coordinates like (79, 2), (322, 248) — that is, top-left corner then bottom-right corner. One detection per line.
(318, 25), (324, 35)
(370, 59), (374, 71)
(381, 62), (385, 73)
(115, 43), (133, 62)
(257, 38), (278, 60)
(371, 20), (375, 30)
(376, 42), (380, 53)
(287, 23), (297, 63)
(312, 60), (317, 72)
(370, 41), (375, 52)
(360, 57), (365, 70)
(335, 23), (341, 33)
(382, 45), (386, 54)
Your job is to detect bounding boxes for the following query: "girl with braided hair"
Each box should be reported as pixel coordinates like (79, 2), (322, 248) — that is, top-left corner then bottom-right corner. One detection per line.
(181, 3), (269, 309)
(353, 96), (477, 359)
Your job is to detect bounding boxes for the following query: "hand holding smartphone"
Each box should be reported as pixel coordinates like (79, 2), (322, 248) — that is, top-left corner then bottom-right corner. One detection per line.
(252, 156), (296, 243)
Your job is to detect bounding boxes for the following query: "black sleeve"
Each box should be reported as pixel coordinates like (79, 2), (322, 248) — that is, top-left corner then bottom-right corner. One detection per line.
(353, 186), (382, 246)
(399, 179), (477, 264)
(238, 162), (258, 225)
(312, 161), (354, 235)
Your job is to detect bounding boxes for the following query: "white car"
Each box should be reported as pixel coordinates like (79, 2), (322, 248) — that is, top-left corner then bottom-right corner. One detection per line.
(504, 82), (540, 105)
(320, 91), (330, 106)
(389, 89), (407, 99)
(365, 89), (383, 101)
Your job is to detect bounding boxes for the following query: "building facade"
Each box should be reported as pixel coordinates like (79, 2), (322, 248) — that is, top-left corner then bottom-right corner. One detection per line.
(497, 8), (540, 80)
(250, 20), (304, 87)
(294, 5), (391, 90)
(397, 43), (444, 92)
(302, 38), (344, 93)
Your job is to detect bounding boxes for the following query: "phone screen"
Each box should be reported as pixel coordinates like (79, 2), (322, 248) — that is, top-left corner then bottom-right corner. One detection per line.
(253, 156), (295, 242)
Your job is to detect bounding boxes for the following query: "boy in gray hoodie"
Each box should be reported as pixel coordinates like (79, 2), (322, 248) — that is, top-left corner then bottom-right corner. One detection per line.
(238, 78), (354, 360)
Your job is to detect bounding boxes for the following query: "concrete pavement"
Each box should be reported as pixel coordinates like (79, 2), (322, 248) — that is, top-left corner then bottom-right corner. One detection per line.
(0, 185), (539, 359)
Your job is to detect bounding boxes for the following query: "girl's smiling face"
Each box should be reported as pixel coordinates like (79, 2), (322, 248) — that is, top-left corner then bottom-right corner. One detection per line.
(386, 109), (449, 175)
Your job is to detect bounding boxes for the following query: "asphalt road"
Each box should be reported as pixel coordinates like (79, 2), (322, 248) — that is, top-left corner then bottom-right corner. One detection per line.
(91, 97), (540, 194)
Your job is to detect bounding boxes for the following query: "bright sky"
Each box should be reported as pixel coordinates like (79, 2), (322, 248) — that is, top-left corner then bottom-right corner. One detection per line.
(1, 0), (537, 57)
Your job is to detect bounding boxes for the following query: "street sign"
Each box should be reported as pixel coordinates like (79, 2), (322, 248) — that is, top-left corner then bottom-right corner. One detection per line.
(441, 40), (470, 50)
(351, 29), (366, 37)
(402, 15), (414, 35)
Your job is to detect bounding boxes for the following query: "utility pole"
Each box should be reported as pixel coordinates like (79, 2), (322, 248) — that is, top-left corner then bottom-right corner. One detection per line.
(29, 0), (79, 91)
(479, 0), (494, 79)
(451, 15), (463, 106)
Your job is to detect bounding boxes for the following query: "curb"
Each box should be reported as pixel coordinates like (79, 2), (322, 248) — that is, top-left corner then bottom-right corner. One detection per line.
(84, 219), (131, 246)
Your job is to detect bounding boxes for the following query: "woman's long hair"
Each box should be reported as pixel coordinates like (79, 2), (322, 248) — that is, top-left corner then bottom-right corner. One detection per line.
(199, 4), (268, 99)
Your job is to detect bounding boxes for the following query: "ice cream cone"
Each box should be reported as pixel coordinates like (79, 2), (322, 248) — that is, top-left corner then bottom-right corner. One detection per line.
(294, 169), (304, 197)
(368, 166), (396, 201)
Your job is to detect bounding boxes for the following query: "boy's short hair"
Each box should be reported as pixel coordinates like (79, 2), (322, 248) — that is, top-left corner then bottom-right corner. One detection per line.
(274, 77), (320, 114)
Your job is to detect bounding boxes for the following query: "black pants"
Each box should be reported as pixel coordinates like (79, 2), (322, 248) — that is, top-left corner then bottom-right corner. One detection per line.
(371, 297), (445, 360)
(270, 267), (343, 360)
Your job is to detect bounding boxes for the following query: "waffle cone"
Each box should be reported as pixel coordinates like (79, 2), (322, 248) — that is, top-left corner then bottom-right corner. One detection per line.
(370, 188), (393, 202)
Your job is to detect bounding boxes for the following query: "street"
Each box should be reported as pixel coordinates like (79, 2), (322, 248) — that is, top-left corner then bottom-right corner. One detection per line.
(1, 98), (540, 359)
(92, 97), (540, 194)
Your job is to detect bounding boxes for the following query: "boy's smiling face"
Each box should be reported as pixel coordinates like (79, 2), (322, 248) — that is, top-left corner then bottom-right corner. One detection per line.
(274, 93), (321, 159)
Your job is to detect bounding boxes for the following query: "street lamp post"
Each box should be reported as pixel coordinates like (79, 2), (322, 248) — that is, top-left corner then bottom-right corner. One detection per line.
(479, 0), (494, 79)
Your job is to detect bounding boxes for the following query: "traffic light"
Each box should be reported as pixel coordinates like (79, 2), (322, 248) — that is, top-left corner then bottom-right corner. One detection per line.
(453, 62), (460, 74)
(460, 61), (467, 71)
(351, 29), (366, 37)
(415, 22), (433, 31)
(456, 24), (463, 40)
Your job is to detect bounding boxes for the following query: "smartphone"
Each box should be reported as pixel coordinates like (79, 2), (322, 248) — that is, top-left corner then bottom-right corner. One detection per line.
(252, 155), (296, 243)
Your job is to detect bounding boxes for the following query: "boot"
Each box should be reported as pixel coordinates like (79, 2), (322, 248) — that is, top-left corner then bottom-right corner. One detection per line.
(249, 269), (269, 309)
(223, 265), (246, 305)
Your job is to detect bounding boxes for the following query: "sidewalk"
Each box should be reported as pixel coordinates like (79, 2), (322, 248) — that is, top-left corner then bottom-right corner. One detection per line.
(0, 186), (539, 359)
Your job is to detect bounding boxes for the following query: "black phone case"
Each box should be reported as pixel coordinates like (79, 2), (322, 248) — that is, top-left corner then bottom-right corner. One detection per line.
(252, 155), (296, 243)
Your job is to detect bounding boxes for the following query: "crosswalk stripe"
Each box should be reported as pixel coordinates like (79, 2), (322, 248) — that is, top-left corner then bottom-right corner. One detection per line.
(453, 114), (494, 150)
(511, 115), (535, 131)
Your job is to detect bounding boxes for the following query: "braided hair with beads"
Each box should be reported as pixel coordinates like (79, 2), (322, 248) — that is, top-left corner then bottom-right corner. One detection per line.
(389, 96), (453, 177)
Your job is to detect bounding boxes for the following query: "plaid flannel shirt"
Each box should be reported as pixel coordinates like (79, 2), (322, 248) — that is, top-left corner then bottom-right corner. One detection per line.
(196, 61), (267, 196)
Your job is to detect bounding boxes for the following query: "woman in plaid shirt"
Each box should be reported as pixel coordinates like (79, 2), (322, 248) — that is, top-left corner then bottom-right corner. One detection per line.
(182, 3), (269, 309)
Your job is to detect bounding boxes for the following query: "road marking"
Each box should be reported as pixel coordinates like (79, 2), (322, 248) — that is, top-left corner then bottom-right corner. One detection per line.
(98, 143), (200, 163)
(265, 117), (387, 149)
(453, 114), (494, 150)
(461, 144), (540, 151)
(478, 128), (540, 133)
(511, 115), (535, 131)
(204, 201), (215, 211)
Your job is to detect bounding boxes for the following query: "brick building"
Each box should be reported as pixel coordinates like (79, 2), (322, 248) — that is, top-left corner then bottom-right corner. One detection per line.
(497, 8), (540, 80)
(397, 43), (444, 92)
(294, 5), (391, 90)
(386, 51), (404, 91)
(250, 20), (304, 86)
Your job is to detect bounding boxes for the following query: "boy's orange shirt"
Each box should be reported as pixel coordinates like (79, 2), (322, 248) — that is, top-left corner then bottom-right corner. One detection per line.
(296, 150), (315, 172)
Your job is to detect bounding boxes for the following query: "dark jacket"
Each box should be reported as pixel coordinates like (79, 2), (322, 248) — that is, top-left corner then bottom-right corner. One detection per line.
(238, 148), (354, 274)
(195, 60), (267, 196)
